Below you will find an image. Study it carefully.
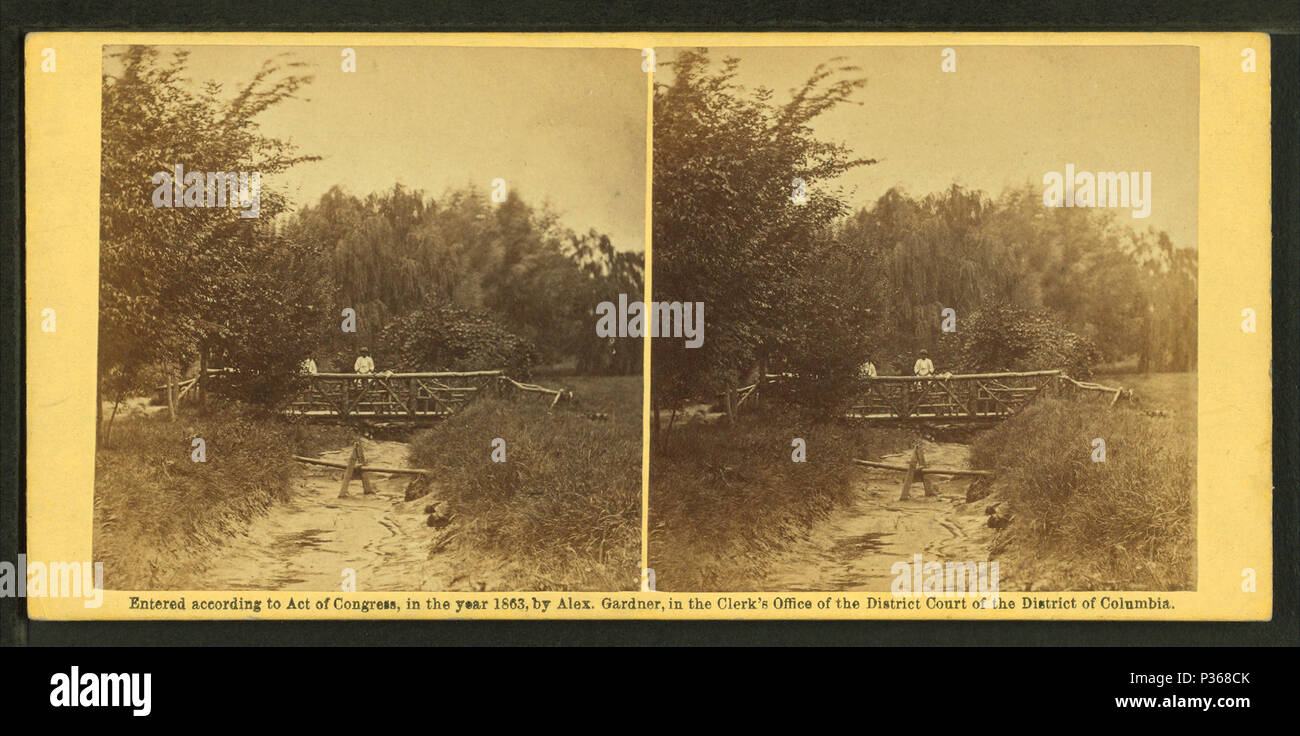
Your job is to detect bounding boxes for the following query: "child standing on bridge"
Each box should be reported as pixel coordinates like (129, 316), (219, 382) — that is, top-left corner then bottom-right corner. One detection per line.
(354, 347), (375, 374)
(913, 349), (935, 376)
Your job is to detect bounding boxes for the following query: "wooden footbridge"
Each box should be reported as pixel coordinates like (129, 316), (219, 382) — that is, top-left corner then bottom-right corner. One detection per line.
(286, 370), (568, 424)
(845, 370), (1061, 424)
(708, 369), (1127, 426)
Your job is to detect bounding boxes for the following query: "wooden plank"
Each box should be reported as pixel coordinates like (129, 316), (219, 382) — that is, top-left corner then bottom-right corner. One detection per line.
(853, 459), (994, 477)
(176, 378), (196, 405)
(975, 380), (1017, 413)
(869, 370), (1061, 382)
(343, 379), (372, 415)
(292, 457), (430, 475)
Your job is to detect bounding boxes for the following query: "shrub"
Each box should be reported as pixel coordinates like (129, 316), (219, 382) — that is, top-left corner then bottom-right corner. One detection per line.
(940, 302), (1101, 378)
(379, 301), (538, 378)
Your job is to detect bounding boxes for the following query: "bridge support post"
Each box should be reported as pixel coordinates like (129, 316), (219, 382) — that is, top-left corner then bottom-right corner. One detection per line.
(338, 444), (358, 497)
(356, 442), (375, 495)
(916, 445), (938, 497)
(900, 450), (917, 501)
(338, 441), (376, 497)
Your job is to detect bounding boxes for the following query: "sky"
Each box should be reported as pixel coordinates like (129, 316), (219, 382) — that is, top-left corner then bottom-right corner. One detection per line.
(103, 45), (1198, 253)
(660, 45), (1199, 249)
(106, 46), (648, 251)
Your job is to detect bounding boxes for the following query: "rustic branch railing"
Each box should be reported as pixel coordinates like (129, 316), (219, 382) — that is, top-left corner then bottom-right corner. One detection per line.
(284, 370), (571, 422)
(501, 377), (572, 409)
(846, 370), (1061, 422)
(711, 369), (1128, 425)
(287, 371), (504, 421)
(1056, 374), (1131, 406)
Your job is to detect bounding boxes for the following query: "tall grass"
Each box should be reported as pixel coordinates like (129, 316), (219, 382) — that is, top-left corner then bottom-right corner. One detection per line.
(971, 398), (1196, 590)
(94, 403), (354, 589)
(406, 375), (642, 591)
(650, 409), (916, 591)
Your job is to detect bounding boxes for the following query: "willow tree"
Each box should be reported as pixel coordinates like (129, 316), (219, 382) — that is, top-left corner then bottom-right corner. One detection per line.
(290, 184), (635, 373)
(837, 183), (1195, 374)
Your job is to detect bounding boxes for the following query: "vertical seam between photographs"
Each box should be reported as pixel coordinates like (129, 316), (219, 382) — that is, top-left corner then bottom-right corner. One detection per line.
(641, 55), (653, 583)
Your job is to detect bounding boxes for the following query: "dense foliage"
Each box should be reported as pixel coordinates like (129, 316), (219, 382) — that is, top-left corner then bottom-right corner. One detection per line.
(972, 397), (1196, 590)
(652, 50), (1197, 420)
(99, 48), (642, 417)
(378, 302), (538, 378)
(99, 47), (322, 405)
(287, 185), (643, 376)
(936, 303), (1102, 378)
(652, 50), (876, 411)
(838, 186), (1197, 376)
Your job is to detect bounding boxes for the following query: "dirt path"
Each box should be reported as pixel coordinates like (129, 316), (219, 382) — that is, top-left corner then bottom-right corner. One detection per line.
(181, 439), (505, 592)
(763, 441), (995, 591)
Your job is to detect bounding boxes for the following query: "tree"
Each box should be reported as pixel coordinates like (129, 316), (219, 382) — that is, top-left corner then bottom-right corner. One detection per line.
(99, 47), (320, 411)
(652, 49), (876, 414)
(836, 184), (1197, 375)
(290, 184), (642, 374)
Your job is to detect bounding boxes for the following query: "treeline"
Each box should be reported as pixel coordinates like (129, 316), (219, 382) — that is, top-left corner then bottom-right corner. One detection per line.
(652, 50), (1196, 418)
(838, 184), (1198, 377)
(286, 184), (643, 378)
(99, 47), (640, 414)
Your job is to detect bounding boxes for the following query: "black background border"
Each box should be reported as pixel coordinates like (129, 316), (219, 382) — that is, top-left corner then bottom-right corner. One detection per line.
(1, 0), (1296, 647)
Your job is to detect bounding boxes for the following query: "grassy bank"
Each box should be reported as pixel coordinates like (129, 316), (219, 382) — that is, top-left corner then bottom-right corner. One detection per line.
(649, 410), (916, 591)
(94, 403), (354, 589)
(971, 394), (1196, 590)
(406, 375), (642, 591)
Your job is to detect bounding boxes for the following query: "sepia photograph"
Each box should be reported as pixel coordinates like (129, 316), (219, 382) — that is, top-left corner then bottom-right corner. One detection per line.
(92, 45), (646, 593)
(6, 2), (1287, 712)
(648, 46), (1199, 595)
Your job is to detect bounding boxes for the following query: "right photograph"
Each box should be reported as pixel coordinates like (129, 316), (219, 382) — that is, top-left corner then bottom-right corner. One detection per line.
(648, 46), (1199, 594)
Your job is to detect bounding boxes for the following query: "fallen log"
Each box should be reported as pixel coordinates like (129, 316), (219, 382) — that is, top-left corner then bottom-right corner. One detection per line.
(1059, 374), (1127, 396)
(291, 455), (429, 476)
(852, 458), (994, 478)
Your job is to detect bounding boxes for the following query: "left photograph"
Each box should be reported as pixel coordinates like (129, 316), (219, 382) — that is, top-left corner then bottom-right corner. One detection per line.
(94, 45), (646, 592)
